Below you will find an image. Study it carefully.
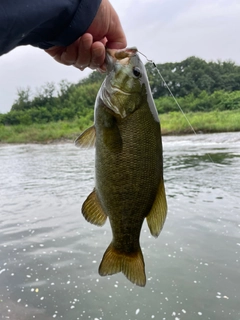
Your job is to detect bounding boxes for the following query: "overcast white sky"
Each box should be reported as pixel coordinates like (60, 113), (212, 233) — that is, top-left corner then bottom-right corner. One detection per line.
(0, 0), (239, 113)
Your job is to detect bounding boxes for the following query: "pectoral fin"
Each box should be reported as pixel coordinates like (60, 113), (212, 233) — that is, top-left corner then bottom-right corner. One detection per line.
(75, 125), (96, 148)
(82, 189), (107, 226)
(147, 179), (167, 237)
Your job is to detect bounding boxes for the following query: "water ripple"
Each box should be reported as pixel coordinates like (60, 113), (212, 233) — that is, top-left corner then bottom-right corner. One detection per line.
(0, 133), (240, 320)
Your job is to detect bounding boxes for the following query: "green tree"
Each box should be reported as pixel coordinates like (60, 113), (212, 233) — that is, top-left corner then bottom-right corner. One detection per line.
(11, 87), (31, 111)
(32, 82), (56, 108)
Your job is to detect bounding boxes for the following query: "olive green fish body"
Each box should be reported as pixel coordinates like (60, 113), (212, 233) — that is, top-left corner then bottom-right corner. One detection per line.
(76, 48), (167, 286)
(95, 100), (162, 244)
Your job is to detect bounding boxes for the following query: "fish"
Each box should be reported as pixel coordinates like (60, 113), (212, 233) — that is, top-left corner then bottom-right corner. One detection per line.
(75, 47), (167, 287)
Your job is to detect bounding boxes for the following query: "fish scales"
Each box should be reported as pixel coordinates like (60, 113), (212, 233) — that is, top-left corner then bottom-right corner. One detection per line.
(95, 103), (162, 248)
(75, 47), (167, 286)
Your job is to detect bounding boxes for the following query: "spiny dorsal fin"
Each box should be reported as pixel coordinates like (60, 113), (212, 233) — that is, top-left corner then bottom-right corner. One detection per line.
(99, 243), (146, 287)
(75, 125), (96, 148)
(82, 189), (107, 226)
(146, 179), (167, 237)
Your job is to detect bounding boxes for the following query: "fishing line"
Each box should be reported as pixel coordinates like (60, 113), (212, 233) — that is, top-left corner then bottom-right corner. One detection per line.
(137, 50), (215, 164)
(138, 50), (197, 134)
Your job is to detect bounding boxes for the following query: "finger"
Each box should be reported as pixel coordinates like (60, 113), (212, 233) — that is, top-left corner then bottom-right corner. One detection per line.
(61, 41), (79, 65)
(45, 46), (75, 66)
(75, 33), (93, 69)
(89, 42), (106, 69)
(45, 46), (65, 63)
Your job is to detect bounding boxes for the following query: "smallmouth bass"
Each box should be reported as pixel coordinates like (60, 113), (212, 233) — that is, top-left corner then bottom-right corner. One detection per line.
(75, 47), (167, 287)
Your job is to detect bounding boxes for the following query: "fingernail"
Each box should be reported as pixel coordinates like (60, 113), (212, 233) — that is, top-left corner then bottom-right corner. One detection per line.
(97, 66), (107, 73)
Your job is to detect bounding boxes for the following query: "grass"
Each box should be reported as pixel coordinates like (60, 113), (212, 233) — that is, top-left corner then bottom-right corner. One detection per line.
(0, 110), (240, 144)
(0, 119), (91, 144)
(160, 110), (240, 135)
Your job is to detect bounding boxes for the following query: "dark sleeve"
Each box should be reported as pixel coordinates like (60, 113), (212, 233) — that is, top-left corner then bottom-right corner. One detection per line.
(0, 0), (101, 56)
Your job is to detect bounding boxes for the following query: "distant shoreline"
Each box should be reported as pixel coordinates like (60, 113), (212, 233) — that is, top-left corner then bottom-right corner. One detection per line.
(0, 110), (239, 144)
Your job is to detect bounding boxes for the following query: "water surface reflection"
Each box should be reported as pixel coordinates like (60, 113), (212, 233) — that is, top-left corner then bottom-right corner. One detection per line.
(0, 132), (239, 320)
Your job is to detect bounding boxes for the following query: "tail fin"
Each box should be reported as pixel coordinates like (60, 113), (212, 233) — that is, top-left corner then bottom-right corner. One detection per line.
(98, 243), (146, 287)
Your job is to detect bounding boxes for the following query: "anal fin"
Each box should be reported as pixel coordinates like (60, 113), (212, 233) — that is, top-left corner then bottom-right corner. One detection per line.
(82, 189), (107, 226)
(147, 179), (167, 237)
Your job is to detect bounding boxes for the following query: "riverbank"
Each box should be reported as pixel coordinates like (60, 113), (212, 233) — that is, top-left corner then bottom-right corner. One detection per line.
(160, 110), (240, 135)
(0, 110), (239, 144)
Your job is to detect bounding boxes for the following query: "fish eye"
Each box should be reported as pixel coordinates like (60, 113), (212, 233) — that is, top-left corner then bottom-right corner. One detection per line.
(132, 66), (141, 78)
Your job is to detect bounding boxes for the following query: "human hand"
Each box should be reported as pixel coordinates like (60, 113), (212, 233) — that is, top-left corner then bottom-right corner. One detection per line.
(45, 0), (127, 71)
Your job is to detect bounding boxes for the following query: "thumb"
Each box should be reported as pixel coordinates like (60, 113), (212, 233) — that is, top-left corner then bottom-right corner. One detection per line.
(104, 3), (127, 49)
(105, 21), (127, 49)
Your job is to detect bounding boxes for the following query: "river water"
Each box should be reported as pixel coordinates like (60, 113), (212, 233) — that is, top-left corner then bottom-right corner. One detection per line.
(0, 132), (239, 320)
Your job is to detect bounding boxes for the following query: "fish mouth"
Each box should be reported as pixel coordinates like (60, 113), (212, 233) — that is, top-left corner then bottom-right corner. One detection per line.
(105, 47), (138, 73)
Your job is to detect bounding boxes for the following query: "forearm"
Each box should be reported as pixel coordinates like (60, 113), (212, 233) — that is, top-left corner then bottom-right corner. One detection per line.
(0, 0), (101, 55)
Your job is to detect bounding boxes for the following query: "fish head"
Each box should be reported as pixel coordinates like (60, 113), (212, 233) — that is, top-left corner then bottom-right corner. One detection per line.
(100, 47), (156, 120)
